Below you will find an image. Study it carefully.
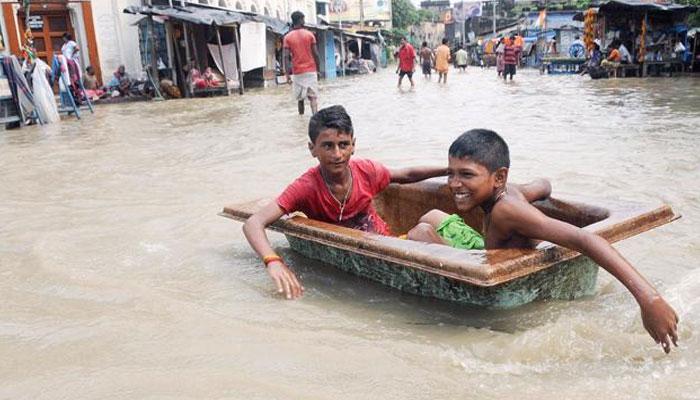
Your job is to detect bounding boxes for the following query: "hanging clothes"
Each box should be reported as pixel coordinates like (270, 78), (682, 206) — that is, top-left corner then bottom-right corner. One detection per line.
(239, 22), (267, 72)
(207, 43), (239, 82)
(51, 55), (81, 105)
(2, 55), (36, 121)
(31, 59), (60, 124)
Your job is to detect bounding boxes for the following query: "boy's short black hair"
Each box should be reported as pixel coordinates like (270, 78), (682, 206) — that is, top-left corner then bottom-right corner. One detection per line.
(308, 105), (354, 143)
(291, 11), (304, 26)
(442, 38), (448, 45)
(449, 129), (510, 172)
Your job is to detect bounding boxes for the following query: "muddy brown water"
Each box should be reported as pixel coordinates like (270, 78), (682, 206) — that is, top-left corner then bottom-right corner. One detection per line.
(1, 68), (699, 399)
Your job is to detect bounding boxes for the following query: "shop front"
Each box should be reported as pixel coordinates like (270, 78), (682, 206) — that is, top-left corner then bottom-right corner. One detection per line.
(1, 0), (102, 83)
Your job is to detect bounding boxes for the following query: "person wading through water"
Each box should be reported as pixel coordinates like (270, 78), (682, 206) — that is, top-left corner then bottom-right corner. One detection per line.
(283, 11), (321, 115)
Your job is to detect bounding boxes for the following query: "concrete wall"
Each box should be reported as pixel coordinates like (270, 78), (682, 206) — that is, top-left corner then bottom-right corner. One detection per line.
(190, 0), (316, 24)
(90, 0), (143, 83)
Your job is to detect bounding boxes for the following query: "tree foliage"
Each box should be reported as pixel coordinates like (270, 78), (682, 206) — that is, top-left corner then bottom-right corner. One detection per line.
(417, 9), (438, 23)
(677, 0), (700, 26)
(392, 0), (419, 29)
(391, 0), (439, 30)
(575, 0), (592, 10)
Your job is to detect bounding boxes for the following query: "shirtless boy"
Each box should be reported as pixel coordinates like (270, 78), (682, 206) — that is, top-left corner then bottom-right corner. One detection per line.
(408, 129), (679, 353)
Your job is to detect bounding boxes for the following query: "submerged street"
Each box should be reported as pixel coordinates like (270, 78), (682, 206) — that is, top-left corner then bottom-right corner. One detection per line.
(1, 68), (700, 398)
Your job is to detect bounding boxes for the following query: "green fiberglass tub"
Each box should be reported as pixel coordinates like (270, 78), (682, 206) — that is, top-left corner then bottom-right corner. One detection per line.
(222, 181), (677, 309)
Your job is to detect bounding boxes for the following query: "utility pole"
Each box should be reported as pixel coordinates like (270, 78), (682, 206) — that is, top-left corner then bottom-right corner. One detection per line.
(492, 1), (497, 36)
(359, 0), (364, 27)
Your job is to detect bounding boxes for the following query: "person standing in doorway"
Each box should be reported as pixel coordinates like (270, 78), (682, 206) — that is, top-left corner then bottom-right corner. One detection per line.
(396, 37), (416, 88)
(283, 11), (321, 115)
(61, 33), (80, 63)
(435, 38), (451, 83)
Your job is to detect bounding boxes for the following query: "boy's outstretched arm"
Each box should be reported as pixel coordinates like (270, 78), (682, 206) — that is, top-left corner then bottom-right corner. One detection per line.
(509, 178), (552, 202)
(389, 166), (448, 184)
(242, 202), (304, 300)
(499, 200), (679, 353)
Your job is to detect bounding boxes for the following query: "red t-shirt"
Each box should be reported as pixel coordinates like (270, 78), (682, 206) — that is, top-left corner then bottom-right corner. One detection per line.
(277, 159), (392, 235)
(398, 44), (416, 72)
(283, 28), (317, 74)
(504, 44), (520, 65)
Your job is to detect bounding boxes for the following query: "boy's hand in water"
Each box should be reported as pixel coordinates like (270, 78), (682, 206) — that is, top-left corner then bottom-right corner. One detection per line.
(640, 295), (679, 353)
(267, 261), (304, 300)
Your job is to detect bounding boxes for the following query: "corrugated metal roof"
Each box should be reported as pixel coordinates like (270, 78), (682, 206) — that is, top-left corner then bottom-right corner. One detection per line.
(123, 4), (290, 34)
(598, 0), (697, 13)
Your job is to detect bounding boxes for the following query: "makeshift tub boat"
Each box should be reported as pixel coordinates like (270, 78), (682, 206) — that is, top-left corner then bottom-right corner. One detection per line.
(222, 181), (677, 309)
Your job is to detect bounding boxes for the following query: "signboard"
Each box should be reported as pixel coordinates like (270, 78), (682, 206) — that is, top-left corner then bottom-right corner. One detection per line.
(27, 15), (43, 30)
(442, 9), (453, 24)
(328, 0), (392, 23)
(453, 1), (482, 22)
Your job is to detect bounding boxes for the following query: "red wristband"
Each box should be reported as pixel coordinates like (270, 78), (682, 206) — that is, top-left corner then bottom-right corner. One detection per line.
(262, 255), (283, 267)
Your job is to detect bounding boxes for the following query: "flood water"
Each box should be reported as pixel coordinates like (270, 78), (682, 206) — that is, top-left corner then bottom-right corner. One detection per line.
(1, 68), (699, 399)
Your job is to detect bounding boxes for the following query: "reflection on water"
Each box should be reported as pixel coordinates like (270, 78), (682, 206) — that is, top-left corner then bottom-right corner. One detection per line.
(1, 69), (699, 399)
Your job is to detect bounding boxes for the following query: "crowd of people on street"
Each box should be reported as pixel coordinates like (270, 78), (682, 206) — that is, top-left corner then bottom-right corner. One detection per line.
(391, 33), (526, 88)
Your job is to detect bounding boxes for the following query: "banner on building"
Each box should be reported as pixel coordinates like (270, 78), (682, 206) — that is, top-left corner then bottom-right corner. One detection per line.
(442, 9), (453, 24)
(534, 9), (547, 28)
(328, 0), (392, 23)
(453, 1), (483, 22)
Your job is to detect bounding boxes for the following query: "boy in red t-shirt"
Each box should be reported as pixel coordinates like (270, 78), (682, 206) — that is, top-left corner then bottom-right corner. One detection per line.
(243, 105), (447, 299)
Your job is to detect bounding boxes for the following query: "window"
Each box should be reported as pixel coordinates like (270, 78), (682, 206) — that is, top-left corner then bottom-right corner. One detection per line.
(250, 4), (257, 12)
(235, 1), (243, 10)
(264, 7), (270, 16)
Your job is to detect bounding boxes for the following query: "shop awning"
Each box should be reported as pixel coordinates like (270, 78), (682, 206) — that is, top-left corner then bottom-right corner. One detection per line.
(598, 0), (697, 14)
(124, 5), (246, 25)
(123, 4), (290, 34)
(332, 29), (378, 42)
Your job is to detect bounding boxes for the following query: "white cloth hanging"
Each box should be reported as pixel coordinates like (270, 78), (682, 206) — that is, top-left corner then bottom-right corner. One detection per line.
(207, 43), (239, 82)
(239, 22), (267, 72)
(31, 59), (60, 124)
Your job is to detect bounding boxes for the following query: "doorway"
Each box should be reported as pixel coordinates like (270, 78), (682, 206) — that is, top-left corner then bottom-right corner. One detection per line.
(18, 10), (75, 66)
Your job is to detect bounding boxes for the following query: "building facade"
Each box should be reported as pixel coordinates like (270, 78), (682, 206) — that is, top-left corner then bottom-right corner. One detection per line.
(0, 0), (142, 85)
(189, 0), (319, 24)
(410, 21), (445, 48)
(0, 0), (320, 86)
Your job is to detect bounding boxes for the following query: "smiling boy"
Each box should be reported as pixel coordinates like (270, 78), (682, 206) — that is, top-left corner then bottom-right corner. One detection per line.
(243, 105), (447, 300)
(408, 129), (679, 353)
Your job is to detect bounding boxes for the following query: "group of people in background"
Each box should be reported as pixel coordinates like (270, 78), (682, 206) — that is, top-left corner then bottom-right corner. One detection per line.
(394, 37), (473, 89)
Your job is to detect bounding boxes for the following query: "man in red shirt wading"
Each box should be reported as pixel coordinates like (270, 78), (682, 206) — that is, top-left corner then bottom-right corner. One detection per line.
(283, 11), (321, 115)
(396, 37), (416, 89)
